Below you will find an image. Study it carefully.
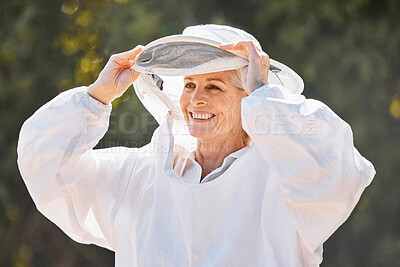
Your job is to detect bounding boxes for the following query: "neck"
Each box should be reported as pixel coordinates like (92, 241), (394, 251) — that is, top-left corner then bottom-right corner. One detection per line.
(195, 135), (246, 181)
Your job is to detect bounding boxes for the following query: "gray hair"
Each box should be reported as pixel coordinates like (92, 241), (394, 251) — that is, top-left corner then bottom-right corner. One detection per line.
(230, 68), (245, 91)
(228, 68), (251, 146)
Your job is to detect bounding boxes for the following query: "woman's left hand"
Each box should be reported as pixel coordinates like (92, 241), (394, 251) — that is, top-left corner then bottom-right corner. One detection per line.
(220, 41), (269, 94)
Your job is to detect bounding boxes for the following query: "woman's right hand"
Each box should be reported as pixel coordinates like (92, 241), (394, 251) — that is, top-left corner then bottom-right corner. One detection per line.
(86, 45), (143, 105)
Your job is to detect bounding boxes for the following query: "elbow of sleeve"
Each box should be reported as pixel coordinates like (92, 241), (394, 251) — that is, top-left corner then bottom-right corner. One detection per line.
(353, 147), (375, 188)
(17, 124), (39, 184)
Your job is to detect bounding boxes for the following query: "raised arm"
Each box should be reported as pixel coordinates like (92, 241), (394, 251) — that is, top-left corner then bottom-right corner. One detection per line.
(241, 84), (375, 252)
(222, 41), (375, 253)
(17, 46), (143, 250)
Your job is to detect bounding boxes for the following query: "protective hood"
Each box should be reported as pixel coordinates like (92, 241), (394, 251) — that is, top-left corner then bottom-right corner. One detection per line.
(131, 24), (304, 125)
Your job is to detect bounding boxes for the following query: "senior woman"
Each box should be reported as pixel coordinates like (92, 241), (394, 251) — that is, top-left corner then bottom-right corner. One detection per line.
(17, 25), (375, 266)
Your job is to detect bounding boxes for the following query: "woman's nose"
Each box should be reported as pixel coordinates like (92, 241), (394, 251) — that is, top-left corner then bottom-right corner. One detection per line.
(190, 88), (207, 105)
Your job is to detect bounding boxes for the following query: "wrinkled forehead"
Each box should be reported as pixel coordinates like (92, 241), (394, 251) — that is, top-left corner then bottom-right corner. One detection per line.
(183, 69), (238, 81)
(183, 69), (244, 93)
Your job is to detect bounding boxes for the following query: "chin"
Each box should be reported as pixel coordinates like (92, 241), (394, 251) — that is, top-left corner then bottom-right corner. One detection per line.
(189, 130), (209, 140)
(188, 128), (215, 141)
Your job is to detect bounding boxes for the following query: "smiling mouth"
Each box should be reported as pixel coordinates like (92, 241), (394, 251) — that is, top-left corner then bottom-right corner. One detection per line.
(189, 112), (216, 120)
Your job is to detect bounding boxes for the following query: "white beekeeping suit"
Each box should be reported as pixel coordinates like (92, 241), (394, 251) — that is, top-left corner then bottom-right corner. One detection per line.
(17, 24), (375, 266)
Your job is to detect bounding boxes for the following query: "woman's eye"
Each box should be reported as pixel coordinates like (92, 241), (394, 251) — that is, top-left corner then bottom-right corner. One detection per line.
(207, 85), (221, 90)
(184, 83), (195, 89)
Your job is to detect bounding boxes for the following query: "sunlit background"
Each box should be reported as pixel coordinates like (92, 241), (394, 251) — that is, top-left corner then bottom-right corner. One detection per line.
(1, 0), (399, 266)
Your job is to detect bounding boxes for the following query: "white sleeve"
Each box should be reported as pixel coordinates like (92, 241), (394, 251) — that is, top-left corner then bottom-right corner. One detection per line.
(17, 87), (139, 251)
(241, 84), (375, 253)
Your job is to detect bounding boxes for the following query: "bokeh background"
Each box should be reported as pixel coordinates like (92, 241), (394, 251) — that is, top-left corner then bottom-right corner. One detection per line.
(1, 0), (399, 266)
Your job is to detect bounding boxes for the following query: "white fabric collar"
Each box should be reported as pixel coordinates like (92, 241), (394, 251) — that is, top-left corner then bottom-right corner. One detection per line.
(173, 144), (252, 184)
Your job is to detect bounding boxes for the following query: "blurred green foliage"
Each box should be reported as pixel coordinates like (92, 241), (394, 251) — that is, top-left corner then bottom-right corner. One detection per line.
(1, 0), (399, 266)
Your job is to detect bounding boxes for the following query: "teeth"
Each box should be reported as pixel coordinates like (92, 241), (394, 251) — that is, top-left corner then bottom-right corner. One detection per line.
(192, 112), (213, 120)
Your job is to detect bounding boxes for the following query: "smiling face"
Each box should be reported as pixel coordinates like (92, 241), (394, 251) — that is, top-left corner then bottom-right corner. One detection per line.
(180, 70), (248, 144)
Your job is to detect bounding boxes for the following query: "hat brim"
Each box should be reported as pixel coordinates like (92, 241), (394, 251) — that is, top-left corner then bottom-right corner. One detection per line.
(133, 35), (304, 94)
